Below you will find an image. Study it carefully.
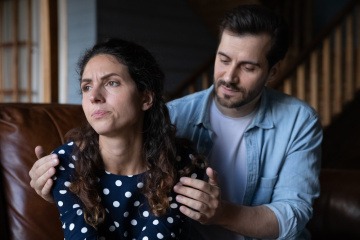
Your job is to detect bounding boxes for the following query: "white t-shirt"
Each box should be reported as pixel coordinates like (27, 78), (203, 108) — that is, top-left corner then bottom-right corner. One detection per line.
(195, 99), (256, 240)
(209, 99), (255, 203)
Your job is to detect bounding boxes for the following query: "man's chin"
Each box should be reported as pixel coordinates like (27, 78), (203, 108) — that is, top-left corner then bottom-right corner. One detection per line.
(216, 95), (244, 109)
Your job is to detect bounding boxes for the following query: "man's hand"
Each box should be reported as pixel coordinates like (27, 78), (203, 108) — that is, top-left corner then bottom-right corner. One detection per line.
(29, 146), (59, 203)
(173, 167), (222, 224)
(174, 167), (279, 238)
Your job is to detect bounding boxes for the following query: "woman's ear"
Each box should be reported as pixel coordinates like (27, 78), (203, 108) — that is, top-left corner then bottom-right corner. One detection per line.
(142, 90), (154, 111)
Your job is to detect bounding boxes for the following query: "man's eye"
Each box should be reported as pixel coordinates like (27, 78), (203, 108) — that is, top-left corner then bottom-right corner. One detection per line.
(220, 58), (230, 64)
(243, 65), (255, 72)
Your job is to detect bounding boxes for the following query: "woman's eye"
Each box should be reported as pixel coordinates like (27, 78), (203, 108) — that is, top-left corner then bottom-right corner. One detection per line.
(107, 81), (120, 87)
(81, 85), (91, 92)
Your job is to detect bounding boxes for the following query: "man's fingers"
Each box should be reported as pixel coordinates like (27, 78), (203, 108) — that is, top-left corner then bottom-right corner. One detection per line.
(28, 153), (58, 195)
(177, 177), (213, 194)
(177, 198), (215, 224)
(41, 178), (55, 203)
(178, 205), (205, 222)
(35, 145), (46, 159)
(174, 168), (222, 225)
(29, 154), (58, 179)
(176, 167), (219, 191)
(30, 166), (56, 203)
(30, 166), (54, 189)
(28, 149), (58, 203)
(175, 192), (209, 212)
(206, 167), (219, 186)
(174, 183), (210, 203)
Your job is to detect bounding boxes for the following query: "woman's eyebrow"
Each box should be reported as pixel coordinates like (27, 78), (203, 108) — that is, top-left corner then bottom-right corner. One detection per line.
(100, 73), (119, 80)
(80, 78), (91, 84)
(81, 73), (120, 83)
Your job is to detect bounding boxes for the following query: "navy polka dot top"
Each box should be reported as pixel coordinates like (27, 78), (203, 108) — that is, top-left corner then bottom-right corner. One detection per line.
(52, 141), (205, 240)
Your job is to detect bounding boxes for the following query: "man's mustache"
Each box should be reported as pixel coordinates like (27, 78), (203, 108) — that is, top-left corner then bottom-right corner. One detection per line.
(217, 80), (240, 91)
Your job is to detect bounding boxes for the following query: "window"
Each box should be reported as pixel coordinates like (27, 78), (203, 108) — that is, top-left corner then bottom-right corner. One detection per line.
(0, 0), (58, 103)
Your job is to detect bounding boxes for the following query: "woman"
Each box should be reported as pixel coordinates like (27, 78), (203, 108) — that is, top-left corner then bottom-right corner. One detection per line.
(51, 38), (205, 239)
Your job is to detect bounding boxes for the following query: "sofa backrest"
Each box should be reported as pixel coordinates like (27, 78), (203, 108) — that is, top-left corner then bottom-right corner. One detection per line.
(307, 169), (360, 239)
(1, 103), (360, 240)
(0, 103), (85, 240)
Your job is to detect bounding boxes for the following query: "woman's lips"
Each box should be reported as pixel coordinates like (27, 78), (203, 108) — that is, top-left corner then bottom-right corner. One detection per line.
(91, 110), (109, 119)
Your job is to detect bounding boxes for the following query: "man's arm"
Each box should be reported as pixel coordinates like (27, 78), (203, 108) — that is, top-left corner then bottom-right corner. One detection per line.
(28, 146), (59, 203)
(173, 167), (279, 239)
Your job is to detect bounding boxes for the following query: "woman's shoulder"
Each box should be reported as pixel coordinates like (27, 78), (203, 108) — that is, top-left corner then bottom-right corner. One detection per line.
(51, 141), (77, 170)
(174, 138), (207, 180)
(52, 141), (75, 155)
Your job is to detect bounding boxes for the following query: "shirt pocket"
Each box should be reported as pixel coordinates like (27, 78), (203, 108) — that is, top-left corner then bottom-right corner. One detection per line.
(251, 176), (278, 205)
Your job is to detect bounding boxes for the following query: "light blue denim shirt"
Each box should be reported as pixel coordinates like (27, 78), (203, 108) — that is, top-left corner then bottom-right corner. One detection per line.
(167, 85), (322, 240)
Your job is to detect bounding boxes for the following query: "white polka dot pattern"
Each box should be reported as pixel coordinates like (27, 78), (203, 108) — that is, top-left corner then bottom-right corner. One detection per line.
(167, 217), (174, 223)
(69, 223), (75, 231)
(51, 141), (205, 239)
(143, 211), (149, 217)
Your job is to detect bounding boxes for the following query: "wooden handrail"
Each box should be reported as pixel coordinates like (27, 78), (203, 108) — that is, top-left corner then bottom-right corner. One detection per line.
(166, 56), (214, 100)
(273, 0), (360, 126)
(270, 0), (359, 89)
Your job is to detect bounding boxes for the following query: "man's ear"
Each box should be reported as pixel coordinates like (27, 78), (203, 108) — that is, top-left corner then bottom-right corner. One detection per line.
(267, 61), (281, 82)
(142, 90), (154, 111)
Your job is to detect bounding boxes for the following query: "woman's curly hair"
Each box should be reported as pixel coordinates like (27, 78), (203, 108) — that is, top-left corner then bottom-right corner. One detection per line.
(65, 38), (205, 228)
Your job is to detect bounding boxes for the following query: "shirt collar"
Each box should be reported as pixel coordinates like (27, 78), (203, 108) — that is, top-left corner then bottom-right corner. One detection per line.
(250, 87), (274, 130)
(192, 85), (214, 129)
(192, 85), (275, 130)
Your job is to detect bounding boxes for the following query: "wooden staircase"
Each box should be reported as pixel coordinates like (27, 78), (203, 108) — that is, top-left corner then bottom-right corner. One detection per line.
(167, 0), (360, 128)
(271, 0), (360, 127)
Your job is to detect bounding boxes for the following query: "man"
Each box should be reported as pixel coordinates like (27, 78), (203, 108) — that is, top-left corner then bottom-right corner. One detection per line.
(29, 4), (322, 240)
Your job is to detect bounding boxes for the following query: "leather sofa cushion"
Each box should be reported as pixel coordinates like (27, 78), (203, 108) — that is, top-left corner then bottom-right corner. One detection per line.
(0, 103), (85, 240)
(308, 169), (360, 239)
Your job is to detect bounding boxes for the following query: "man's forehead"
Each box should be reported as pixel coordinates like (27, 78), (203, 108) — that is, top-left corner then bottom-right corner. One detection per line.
(218, 31), (271, 53)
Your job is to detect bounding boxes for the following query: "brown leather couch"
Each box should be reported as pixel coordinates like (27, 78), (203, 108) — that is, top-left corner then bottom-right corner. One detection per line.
(0, 103), (359, 240)
(0, 103), (86, 240)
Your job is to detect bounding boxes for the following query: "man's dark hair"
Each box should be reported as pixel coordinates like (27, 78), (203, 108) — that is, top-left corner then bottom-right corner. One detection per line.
(219, 4), (289, 68)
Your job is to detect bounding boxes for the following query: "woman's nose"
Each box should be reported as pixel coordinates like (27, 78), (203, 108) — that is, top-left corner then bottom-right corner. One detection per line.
(89, 86), (105, 103)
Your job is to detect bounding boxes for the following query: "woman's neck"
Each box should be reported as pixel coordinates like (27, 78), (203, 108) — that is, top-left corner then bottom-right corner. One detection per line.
(99, 136), (147, 175)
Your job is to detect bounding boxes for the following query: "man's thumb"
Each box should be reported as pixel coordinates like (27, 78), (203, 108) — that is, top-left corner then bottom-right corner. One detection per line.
(206, 167), (219, 186)
(34, 146), (46, 159)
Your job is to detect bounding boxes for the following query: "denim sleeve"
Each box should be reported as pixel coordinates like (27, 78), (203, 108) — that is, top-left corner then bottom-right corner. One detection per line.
(264, 114), (322, 239)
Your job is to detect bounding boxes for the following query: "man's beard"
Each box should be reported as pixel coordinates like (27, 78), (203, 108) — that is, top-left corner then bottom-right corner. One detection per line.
(214, 79), (262, 109)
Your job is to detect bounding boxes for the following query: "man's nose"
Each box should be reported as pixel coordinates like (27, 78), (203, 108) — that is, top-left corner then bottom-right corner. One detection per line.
(223, 65), (239, 83)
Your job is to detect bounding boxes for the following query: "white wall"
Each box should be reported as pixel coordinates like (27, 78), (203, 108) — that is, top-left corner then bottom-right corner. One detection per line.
(60, 0), (96, 103)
